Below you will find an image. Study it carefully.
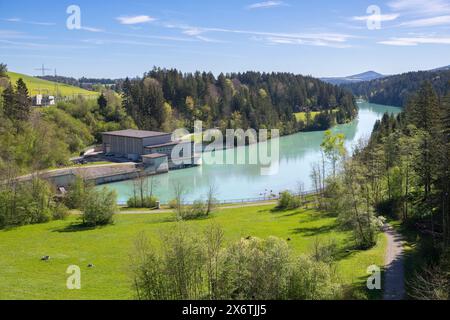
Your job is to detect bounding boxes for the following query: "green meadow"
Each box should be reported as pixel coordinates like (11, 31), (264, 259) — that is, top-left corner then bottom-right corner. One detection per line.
(294, 109), (340, 123)
(0, 205), (386, 300)
(6, 72), (98, 97)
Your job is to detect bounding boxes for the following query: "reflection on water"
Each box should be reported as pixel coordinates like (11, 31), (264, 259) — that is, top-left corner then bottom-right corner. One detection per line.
(102, 102), (401, 203)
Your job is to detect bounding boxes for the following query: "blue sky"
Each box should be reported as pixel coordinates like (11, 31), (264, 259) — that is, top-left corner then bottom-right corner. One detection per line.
(1, 0), (450, 78)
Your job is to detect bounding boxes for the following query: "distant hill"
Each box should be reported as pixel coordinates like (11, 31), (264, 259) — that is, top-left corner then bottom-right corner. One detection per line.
(321, 71), (385, 85)
(431, 65), (450, 72)
(3, 72), (99, 97)
(342, 68), (450, 107)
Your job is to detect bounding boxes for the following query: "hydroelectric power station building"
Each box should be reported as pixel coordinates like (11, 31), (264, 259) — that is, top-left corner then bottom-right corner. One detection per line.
(102, 129), (200, 173)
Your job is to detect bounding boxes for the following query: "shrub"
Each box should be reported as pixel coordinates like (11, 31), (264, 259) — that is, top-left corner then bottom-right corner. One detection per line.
(310, 238), (338, 264)
(277, 191), (301, 210)
(82, 187), (117, 226)
(287, 255), (342, 300)
(52, 203), (70, 220)
(65, 176), (91, 209)
(127, 195), (159, 208)
(168, 199), (178, 209)
(0, 178), (53, 228)
(132, 225), (343, 300)
(186, 200), (207, 219)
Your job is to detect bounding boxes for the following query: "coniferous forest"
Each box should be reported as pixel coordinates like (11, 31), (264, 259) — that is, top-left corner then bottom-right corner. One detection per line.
(343, 68), (450, 107)
(122, 68), (358, 135)
(346, 81), (450, 298)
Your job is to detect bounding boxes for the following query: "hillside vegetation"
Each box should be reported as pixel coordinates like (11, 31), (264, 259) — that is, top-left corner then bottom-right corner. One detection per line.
(6, 72), (98, 97)
(342, 69), (450, 107)
(122, 68), (358, 136)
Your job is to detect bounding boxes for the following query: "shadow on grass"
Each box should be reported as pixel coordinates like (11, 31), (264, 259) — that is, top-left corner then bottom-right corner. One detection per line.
(342, 274), (384, 300)
(291, 223), (338, 237)
(53, 223), (105, 233)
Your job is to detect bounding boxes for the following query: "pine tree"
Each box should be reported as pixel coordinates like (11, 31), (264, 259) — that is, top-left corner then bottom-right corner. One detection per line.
(97, 93), (108, 117)
(14, 78), (31, 122)
(2, 82), (15, 120)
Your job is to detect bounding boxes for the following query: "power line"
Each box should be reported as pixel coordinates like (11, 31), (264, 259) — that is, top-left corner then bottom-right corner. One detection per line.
(34, 64), (51, 77)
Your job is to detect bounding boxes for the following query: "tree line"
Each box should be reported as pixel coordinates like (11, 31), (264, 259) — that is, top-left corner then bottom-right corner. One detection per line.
(343, 68), (450, 107)
(348, 81), (449, 298)
(122, 68), (358, 136)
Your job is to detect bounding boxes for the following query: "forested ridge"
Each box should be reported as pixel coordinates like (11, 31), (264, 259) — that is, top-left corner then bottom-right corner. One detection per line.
(350, 81), (450, 298)
(343, 69), (450, 107)
(122, 68), (358, 135)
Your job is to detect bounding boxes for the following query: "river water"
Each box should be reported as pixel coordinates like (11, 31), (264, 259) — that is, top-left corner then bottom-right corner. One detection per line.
(101, 102), (401, 204)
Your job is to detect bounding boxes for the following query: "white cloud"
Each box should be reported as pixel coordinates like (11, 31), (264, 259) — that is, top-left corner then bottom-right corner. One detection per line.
(263, 36), (352, 48)
(379, 36), (450, 46)
(400, 15), (450, 27)
(352, 13), (399, 22)
(3, 17), (55, 26)
(388, 0), (450, 15)
(172, 24), (356, 48)
(0, 29), (46, 40)
(247, 1), (286, 9)
(116, 15), (156, 25)
(82, 39), (170, 47)
(80, 26), (104, 33)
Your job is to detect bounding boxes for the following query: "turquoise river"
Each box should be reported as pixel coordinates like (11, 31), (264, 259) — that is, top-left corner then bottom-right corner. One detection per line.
(102, 102), (401, 204)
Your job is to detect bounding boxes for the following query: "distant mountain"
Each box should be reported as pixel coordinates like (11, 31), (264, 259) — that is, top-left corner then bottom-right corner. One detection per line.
(321, 71), (385, 85)
(430, 65), (450, 72)
(341, 68), (450, 107)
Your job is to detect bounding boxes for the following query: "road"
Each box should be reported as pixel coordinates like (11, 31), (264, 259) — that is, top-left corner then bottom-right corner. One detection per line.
(383, 224), (405, 300)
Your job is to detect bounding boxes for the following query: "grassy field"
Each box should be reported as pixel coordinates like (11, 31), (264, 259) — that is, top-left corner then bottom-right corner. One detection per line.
(6, 72), (98, 97)
(0, 205), (386, 300)
(294, 109), (339, 122)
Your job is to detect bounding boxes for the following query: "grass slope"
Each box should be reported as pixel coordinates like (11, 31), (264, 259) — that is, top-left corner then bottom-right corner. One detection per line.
(6, 72), (98, 97)
(294, 109), (339, 122)
(0, 205), (386, 300)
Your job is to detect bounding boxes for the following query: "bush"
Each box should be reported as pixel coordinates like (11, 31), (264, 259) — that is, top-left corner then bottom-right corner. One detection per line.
(218, 236), (291, 299)
(65, 176), (91, 210)
(132, 225), (343, 300)
(52, 203), (70, 220)
(287, 255), (342, 300)
(82, 187), (117, 226)
(0, 178), (53, 228)
(127, 195), (159, 208)
(185, 200), (207, 220)
(277, 191), (301, 210)
(168, 199), (178, 209)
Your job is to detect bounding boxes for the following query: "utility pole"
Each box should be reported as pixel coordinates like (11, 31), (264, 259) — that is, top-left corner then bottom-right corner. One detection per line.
(34, 64), (51, 77)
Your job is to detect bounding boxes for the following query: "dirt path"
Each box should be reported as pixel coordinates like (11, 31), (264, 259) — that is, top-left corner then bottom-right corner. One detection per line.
(118, 201), (278, 215)
(383, 224), (405, 300)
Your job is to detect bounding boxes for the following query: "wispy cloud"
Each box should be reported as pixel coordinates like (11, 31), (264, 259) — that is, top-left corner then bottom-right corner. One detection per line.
(0, 39), (91, 50)
(246, 1), (287, 10)
(352, 13), (400, 22)
(3, 17), (55, 26)
(81, 38), (172, 47)
(261, 36), (352, 48)
(0, 29), (46, 40)
(400, 15), (450, 27)
(388, 0), (450, 15)
(80, 26), (104, 33)
(379, 36), (450, 46)
(116, 15), (156, 25)
(169, 24), (355, 48)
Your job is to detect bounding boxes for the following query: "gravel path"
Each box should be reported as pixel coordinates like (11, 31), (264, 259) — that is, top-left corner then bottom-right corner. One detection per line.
(383, 224), (405, 300)
(119, 201), (278, 215)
